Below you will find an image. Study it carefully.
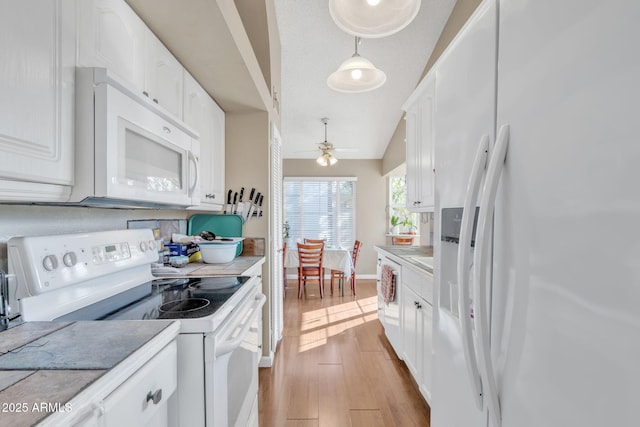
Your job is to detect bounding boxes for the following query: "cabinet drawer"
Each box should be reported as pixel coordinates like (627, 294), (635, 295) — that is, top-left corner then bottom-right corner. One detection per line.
(403, 265), (434, 304)
(103, 340), (177, 426)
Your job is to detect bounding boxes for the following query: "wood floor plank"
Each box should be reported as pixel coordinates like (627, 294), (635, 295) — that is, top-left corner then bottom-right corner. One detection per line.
(259, 280), (430, 426)
(349, 409), (388, 427)
(317, 364), (351, 427)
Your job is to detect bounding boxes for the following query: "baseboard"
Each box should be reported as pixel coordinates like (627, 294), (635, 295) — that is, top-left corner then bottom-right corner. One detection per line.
(259, 353), (274, 368)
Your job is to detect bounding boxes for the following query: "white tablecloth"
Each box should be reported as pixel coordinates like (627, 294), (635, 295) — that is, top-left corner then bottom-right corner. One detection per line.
(284, 247), (353, 278)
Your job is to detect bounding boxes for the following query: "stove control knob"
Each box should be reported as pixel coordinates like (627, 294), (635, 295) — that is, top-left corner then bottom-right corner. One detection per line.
(42, 255), (58, 271)
(140, 241), (149, 252)
(63, 252), (77, 267)
(148, 240), (157, 251)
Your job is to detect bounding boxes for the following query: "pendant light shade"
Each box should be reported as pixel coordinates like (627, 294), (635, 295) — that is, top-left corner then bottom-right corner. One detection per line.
(327, 37), (386, 93)
(329, 0), (421, 38)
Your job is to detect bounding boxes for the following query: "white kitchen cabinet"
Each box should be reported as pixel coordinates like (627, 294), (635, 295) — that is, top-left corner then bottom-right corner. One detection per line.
(103, 341), (178, 426)
(375, 247), (434, 403)
(78, 0), (183, 119)
(403, 73), (435, 212)
(38, 323), (180, 427)
(77, 0), (146, 91)
(402, 265), (434, 403)
(402, 285), (421, 377)
(0, 0), (75, 202)
(183, 71), (225, 210)
(144, 33), (184, 118)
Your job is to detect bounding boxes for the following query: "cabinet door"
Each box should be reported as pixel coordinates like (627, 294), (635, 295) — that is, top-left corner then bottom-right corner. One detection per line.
(405, 107), (421, 208)
(103, 341), (177, 427)
(145, 33), (184, 118)
(0, 0), (75, 197)
(401, 285), (420, 378)
(405, 73), (435, 212)
(417, 84), (435, 210)
(209, 99), (225, 205)
(77, 0), (146, 90)
(421, 301), (433, 401)
(183, 72), (224, 209)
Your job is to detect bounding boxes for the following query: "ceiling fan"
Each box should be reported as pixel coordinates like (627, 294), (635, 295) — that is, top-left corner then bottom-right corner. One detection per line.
(314, 118), (357, 166)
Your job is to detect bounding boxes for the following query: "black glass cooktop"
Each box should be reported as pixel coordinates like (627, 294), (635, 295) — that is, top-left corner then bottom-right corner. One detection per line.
(55, 276), (250, 322)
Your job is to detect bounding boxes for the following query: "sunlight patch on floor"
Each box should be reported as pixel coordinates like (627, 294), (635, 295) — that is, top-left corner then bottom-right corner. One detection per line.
(297, 296), (379, 353)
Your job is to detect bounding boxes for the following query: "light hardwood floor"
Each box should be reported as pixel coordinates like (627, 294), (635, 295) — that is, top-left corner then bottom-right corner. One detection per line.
(258, 278), (431, 426)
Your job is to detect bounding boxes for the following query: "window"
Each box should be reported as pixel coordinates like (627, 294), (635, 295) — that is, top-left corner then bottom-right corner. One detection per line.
(389, 175), (417, 232)
(283, 177), (356, 248)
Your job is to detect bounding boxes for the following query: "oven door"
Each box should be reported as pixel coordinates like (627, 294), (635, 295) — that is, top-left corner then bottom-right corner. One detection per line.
(204, 288), (266, 427)
(95, 82), (199, 207)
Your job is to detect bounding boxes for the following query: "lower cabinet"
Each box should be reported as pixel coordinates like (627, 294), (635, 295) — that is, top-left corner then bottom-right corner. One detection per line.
(376, 248), (434, 404)
(102, 341), (177, 426)
(39, 325), (179, 427)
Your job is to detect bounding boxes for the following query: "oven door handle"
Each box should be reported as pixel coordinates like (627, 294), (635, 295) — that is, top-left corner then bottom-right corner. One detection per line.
(215, 293), (266, 358)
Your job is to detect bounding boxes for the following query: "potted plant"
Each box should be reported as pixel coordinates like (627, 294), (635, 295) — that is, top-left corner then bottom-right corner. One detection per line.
(402, 215), (417, 234)
(390, 215), (400, 234)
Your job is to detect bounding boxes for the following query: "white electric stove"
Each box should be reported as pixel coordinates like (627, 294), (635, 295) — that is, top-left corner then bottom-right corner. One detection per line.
(7, 229), (265, 427)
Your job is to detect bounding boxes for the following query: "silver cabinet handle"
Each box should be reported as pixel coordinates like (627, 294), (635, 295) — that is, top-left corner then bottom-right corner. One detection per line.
(146, 389), (163, 405)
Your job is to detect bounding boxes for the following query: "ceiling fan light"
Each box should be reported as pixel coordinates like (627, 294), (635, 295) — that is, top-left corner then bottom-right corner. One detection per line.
(316, 152), (338, 166)
(327, 55), (386, 93)
(329, 0), (421, 38)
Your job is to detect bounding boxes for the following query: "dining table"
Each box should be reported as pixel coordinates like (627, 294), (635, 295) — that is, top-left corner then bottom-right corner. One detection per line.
(284, 245), (354, 296)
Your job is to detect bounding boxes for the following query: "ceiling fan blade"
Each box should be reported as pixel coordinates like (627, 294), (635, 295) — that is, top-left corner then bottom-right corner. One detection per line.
(333, 148), (359, 152)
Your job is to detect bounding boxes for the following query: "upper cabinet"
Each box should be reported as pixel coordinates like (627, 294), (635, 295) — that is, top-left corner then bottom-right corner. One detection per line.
(77, 0), (146, 90)
(0, 0), (76, 202)
(403, 73), (435, 212)
(144, 34), (184, 118)
(78, 0), (183, 118)
(184, 72), (225, 211)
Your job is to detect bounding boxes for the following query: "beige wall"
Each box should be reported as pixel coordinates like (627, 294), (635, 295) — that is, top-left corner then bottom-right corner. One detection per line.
(381, 0), (483, 173)
(283, 159), (386, 276)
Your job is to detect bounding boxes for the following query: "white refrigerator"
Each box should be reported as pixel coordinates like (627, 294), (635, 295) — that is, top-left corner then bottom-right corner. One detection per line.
(431, 1), (640, 426)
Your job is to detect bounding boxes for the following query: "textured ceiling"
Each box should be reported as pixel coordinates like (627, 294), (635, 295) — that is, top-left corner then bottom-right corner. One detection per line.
(275, 0), (456, 160)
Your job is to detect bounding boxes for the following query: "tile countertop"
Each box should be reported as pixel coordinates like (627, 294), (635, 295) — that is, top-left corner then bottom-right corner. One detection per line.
(374, 245), (434, 274)
(0, 320), (178, 427)
(154, 255), (265, 277)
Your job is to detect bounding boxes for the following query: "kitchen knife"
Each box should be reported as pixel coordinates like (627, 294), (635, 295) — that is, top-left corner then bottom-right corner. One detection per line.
(256, 194), (264, 218)
(247, 191), (260, 220)
(225, 189), (233, 214)
(232, 191), (238, 214)
(245, 188), (256, 220)
(236, 187), (245, 216)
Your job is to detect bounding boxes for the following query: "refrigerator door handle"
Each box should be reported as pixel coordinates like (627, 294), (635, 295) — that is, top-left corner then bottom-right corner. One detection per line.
(457, 134), (489, 410)
(475, 124), (510, 427)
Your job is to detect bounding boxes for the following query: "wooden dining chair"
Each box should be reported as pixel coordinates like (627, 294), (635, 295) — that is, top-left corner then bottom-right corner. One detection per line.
(303, 238), (325, 245)
(392, 236), (414, 246)
(330, 240), (362, 296)
(297, 242), (325, 298)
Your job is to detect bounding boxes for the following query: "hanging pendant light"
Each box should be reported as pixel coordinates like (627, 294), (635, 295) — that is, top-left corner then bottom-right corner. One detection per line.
(327, 37), (386, 93)
(329, 0), (421, 38)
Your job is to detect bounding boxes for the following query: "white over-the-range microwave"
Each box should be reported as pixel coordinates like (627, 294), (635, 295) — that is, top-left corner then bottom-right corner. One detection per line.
(70, 67), (200, 209)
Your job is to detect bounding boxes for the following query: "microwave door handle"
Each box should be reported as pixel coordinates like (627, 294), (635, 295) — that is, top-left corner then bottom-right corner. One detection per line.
(188, 151), (198, 197)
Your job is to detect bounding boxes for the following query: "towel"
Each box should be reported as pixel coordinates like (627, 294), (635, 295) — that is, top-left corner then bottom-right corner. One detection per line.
(381, 265), (396, 305)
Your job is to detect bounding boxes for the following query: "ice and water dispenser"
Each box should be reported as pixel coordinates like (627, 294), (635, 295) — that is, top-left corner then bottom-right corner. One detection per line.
(439, 207), (479, 319)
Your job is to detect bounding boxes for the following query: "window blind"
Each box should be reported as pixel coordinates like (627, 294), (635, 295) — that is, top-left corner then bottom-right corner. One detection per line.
(283, 177), (356, 248)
